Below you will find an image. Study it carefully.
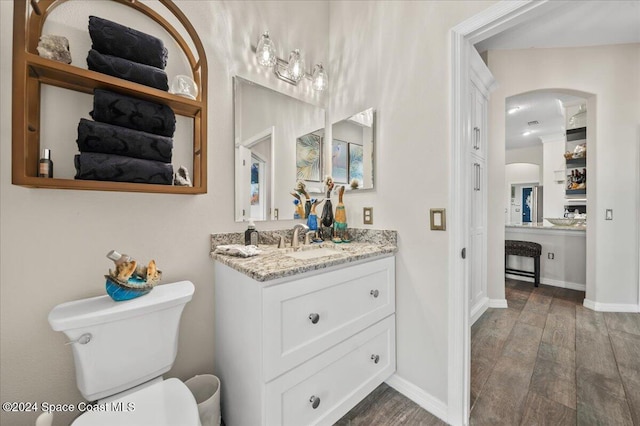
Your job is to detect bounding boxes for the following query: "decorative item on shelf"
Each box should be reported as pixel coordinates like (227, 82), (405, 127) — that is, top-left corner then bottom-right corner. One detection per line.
(105, 251), (161, 301)
(173, 166), (193, 187)
(568, 104), (586, 130)
(333, 185), (348, 242)
(294, 181), (311, 218)
(572, 143), (586, 158)
(38, 148), (53, 178)
(320, 176), (335, 240)
(545, 218), (579, 226)
(306, 199), (320, 234)
(253, 30), (328, 91)
(37, 35), (72, 64)
(170, 75), (198, 100)
(291, 195), (305, 219)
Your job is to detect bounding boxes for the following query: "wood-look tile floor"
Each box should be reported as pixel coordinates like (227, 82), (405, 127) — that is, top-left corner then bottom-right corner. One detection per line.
(470, 279), (640, 425)
(335, 279), (640, 425)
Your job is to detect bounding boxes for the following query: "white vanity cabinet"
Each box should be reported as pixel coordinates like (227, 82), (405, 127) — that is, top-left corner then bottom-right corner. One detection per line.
(214, 255), (396, 426)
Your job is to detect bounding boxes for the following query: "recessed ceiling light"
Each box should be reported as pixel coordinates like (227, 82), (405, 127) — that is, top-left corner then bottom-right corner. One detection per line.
(507, 107), (520, 114)
(522, 131), (531, 136)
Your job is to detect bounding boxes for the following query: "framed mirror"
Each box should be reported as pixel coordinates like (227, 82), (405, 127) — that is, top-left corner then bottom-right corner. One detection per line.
(331, 108), (376, 190)
(234, 77), (325, 222)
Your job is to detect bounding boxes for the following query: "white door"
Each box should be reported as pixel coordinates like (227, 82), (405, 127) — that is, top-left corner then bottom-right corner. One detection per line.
(236, 145), (252, 221)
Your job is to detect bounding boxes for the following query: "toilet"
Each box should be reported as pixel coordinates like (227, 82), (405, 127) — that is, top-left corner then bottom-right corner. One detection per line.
(48, 280), (200, 426)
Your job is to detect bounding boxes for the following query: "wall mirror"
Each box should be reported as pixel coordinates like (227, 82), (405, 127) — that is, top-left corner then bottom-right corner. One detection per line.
(234, 77), (325, 222)
(331, 108), (376, 190)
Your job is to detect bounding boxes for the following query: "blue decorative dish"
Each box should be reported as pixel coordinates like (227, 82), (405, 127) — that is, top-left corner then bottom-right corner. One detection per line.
(105, 274), (159, 302)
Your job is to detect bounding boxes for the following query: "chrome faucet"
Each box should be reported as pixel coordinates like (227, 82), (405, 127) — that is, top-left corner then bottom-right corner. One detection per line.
(291, 224), (309, 248)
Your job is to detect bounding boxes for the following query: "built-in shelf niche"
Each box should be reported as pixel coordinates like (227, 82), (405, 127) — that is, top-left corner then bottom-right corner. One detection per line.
(12, 0), (208, 194)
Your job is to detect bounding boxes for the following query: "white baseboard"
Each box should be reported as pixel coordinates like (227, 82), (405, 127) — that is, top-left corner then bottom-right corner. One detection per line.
(505, 274), (586, 291)
(583, 299), (640, 313)
(489, 299), (508, 308)
(470, 297), (489, 325)
(385, 374), (448, 424)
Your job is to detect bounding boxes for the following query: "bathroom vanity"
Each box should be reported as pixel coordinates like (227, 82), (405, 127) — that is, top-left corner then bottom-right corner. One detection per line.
(211, 234), (396, 426)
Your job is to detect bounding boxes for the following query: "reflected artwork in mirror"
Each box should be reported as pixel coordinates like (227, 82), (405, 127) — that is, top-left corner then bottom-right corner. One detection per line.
(331, 108), (375, 190)
(234, 77), (325, 222)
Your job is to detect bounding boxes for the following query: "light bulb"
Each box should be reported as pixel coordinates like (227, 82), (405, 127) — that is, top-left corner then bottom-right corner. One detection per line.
(286, 49), (305, 83)
(256, 31), (276, 67)
(312, 63), (327, 91)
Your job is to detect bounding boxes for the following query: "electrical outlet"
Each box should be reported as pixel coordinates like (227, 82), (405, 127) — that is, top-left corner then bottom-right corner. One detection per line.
(605, 209), (613, 220)
(363, 207), (373, 225)
(274, 208), (279, 220)
(548, 252), (554, 260)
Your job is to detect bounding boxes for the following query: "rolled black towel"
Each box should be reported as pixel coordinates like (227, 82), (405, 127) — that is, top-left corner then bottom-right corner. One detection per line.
(89, 16), (168, 69)
(91, 89), (175, 137)
(87, 49), (168, 91)
(77, 119), (173, 163)
(75, 152), (173, 185)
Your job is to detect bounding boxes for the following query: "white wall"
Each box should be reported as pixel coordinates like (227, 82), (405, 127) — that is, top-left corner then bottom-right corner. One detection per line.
(329, 0), (495, 406)
(486, 44), (640, 307)
(0, 2), (329, 425)
(542, 136), (568, 219)
(506, 145), (543, 167)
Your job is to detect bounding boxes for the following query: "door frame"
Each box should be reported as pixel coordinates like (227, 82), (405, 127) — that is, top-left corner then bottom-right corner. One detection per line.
(447, 1), (563, 424)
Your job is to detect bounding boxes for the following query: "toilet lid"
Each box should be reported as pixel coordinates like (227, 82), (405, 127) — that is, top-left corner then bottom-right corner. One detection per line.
(72, 378), (201, 426)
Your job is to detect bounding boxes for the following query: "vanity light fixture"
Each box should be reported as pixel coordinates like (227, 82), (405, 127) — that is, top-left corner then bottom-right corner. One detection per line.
(254, 31), (328, 91)
(522, 131), (531, 136)
(507, 106), (520, 114)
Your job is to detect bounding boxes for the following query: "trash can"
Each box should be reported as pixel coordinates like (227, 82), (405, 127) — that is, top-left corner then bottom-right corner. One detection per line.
(185, 374), (221, 426)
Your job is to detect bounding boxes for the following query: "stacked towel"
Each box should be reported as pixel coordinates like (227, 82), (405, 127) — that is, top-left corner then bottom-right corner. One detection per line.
(75, 90), (175, 185)
(74, 152), (173, 184)
(89, 16), (168, 69)
(77, 118), (173, 163)
(87, 49), (168, 91)
(77, 17), (178, 185)
(91, 89), (175, 137)
(86, 16), (168, 91)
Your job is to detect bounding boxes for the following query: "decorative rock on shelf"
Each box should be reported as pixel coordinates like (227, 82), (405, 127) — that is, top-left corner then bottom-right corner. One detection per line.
(37, 35), (72, 64)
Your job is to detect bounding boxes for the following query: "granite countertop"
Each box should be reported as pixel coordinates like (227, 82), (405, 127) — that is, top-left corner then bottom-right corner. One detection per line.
(506, 223), (586, 231)
(210, 229), (397, 282)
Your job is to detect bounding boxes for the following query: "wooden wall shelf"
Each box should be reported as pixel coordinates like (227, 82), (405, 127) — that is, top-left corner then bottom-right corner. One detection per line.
(12, 0), (208, 194)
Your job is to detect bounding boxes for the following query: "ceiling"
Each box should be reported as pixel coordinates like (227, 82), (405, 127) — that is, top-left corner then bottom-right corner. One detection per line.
(475, 0), (640, 151)
(505, 92), (585, 150)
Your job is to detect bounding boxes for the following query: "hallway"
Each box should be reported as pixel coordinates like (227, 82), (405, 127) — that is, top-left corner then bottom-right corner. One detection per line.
(470, 279), (640, 425)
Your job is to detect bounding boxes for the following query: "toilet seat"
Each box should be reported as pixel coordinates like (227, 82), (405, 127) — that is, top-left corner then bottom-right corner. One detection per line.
(72, 378), (201, 426)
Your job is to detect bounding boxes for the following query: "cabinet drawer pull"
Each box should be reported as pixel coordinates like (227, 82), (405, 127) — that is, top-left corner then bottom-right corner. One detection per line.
(309, 395), (321, 409)
(308, 313), (320, 324)
(370, 289), (379, 298)
(371, 354), (380, 364)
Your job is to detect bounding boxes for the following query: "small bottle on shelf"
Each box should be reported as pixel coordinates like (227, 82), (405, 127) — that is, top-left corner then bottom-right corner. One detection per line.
(38, 148), (53, 178)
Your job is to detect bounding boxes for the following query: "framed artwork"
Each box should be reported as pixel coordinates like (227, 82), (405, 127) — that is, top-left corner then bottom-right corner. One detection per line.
(250, 163), (259, 205)
(296, 133), (322, 181)
(332, 139), (348, 183)
(348, 143), (364, 188)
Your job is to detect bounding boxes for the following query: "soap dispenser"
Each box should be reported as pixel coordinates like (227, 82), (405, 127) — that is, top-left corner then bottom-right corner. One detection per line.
(245, 220), (259, 246)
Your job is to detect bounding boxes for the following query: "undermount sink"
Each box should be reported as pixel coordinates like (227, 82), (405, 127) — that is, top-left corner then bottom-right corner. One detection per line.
(284, 247), (344, 260)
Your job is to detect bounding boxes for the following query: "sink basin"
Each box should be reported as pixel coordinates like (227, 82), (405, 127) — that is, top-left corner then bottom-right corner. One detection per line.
(284, 247), (344, 260)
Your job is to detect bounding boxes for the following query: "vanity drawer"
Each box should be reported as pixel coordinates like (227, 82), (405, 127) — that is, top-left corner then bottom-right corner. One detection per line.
(265, 315), (396, 426)
(262, 256), (395, 381)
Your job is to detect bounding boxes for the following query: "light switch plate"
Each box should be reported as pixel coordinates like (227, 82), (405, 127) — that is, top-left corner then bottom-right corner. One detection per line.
(430, 208), (446, 231)
(605, 209), (613, 220)
(363, 207), (373, 225)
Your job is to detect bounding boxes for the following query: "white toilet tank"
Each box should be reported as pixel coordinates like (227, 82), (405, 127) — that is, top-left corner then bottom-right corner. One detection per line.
(48, 281), (195, 401)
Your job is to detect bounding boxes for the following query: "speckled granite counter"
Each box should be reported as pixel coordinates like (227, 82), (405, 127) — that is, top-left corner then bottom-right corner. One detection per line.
(210, 229), (397, 282)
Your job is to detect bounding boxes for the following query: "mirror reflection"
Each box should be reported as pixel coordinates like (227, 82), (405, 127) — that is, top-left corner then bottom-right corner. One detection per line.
(331, 108), (375, 190)
(234, 77), (325, 222)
